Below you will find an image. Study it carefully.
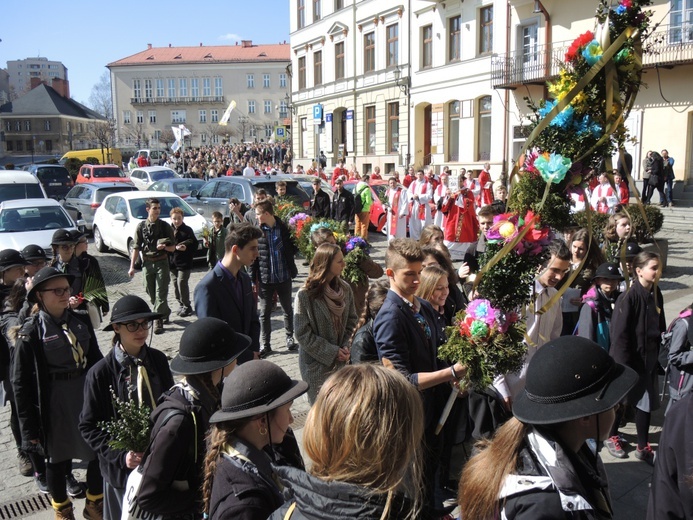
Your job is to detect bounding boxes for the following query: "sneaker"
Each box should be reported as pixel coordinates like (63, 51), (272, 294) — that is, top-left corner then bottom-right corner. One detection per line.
(635, 443), (655, 465)
(35, 473), (49, 494)
(66, 473), (86, 498)
(17, 450), (33, 477)
(259, 348), (273, 359)
(154, 319), (164, 335)
(179, 306), (193, 318)
(604, 436), (627, 459)
(286, 337), (299, 352)
(83, 497), (103, 520)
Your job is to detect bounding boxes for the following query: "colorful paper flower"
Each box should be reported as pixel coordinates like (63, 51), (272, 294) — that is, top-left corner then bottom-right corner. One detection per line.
(467, 299), (498, 326)
(470, 321), (490, 339)
(289, 213), (310, 227)
(486, 214), (519, 242)
(534, 153), (572, 184)
(345, 236), (369, 253)
(582, 40), (603, 66)
(565, 31), (595, 62)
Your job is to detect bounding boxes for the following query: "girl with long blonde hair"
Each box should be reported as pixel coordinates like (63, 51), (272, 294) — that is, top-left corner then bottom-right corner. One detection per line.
(271, 364), (424, 520)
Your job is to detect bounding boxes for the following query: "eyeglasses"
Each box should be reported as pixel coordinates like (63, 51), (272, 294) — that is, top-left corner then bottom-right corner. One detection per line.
(39, 287), (71, 297)
(121, 321), (152, 332)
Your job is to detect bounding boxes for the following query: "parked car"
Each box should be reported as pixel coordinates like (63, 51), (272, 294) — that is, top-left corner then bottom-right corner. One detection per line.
(76, 164), (133, 184)
(27, 164), (74, 200)
(148, 178), (206, 199)
(343, 180), (388, 232)
(0, 198), (84, 254)
(92, 191), (207, 261)
(62, 182), (140, 232)
(186, 175), (311, 220)
(0, 170), (48, 203)
(129, 166), (177, 190)
(285, 174), (334, 198)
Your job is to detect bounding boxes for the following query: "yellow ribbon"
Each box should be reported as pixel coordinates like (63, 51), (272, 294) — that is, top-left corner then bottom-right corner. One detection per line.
(62, 323), (86, 369)
(137, 364), (157, 410)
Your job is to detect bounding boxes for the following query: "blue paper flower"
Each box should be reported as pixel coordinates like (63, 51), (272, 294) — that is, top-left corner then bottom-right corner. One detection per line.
(615, 4), (627, 14)
(534, 153), (572, 184)
(573, 115), (602, 138)
(582, 40), (603, 66)
(538, 100), (574, 129)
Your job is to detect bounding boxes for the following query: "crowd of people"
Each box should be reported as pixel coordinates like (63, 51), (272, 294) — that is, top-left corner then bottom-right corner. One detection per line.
(0, 150), (691, 520)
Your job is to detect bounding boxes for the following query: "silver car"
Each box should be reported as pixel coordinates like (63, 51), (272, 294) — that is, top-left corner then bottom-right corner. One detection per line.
(62, 182), (140, 232)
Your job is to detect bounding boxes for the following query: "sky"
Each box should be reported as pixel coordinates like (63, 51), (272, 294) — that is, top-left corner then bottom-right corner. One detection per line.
(1, 0), (290, 105)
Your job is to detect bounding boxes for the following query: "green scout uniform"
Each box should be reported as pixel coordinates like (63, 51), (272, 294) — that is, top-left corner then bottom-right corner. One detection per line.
(133, 219), (174, 319)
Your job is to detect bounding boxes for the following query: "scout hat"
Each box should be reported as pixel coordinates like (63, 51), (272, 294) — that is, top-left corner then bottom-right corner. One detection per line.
(104, 295), (161, 331)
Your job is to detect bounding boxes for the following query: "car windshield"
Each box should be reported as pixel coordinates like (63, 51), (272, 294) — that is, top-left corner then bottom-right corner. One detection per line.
(254, 182), (310, 205)
(93, 168), (125, 178)
(150, 170), (176, 181)
(129, 197), (197, 219)
(0, 206), (72, 232)
(173, 180), (204, 194)
(36, 167), (70, 182)
(0, 184), (44, 203)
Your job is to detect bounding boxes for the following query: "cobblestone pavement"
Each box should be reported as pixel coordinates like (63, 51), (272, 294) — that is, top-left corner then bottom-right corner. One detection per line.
(0, 226), (690, 519)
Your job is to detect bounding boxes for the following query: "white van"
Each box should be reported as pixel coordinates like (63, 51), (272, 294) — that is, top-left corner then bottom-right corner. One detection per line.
(0, 170), (48, 203)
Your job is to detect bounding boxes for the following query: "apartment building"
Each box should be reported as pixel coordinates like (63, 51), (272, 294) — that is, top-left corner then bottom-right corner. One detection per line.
(108, 42), (291, 149)
(7, 57), (68, 100)
(291, 0), (692, 185)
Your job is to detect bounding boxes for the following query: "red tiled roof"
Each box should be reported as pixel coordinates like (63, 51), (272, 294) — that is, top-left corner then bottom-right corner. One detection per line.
(108, 43), (290, 67)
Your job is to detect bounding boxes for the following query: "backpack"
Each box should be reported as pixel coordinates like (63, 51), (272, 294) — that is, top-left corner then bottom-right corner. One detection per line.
(660, 316), (690, 369)
(354, 185), (365, 213)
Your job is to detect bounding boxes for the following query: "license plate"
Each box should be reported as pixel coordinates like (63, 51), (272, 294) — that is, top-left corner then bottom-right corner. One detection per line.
(49, 183), (61, 186)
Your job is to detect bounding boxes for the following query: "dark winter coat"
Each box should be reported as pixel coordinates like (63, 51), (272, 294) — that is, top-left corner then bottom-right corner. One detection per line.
(350, 319), (378, 364)
(270, 466), (413, 520)
(11, 311), (102, 454)
(311, 189), (331, 219)
(248, 218), (298, 285)
(647, 392), (693, 519)
(79, 346), (174, 488)
(666, 311), (693, 403)
(137, 378), (218, 517)
(170, 222), (198, 270)
(499, 428), (613, 520)
(331, 188), (355, 224)
(577, 287), (619, 352)
(207, 437), (284, 520)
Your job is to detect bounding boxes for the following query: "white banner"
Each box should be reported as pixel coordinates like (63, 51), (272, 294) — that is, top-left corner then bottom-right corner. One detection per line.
(218, 100), (237, 126)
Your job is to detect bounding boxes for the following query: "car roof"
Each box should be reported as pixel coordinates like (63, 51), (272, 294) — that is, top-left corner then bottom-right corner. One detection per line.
(77, 182), (139, 189)
(0, 171), (41, 183)
(131, 166), (175, 173)
(1, 198), (61, 209)
(103, 190), (185, 201)
(31, 164), (68, 169)
(84, 164), (120, 168)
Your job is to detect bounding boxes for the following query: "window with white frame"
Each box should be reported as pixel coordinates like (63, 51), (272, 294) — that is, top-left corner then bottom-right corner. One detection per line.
(479, 6), (493, 55)
(449, 16), (462, 62)
(670, 0), (693, 43)
(335, 41), (345, 79)
(214, 77), (223, 97)
(248, 100), (256, 114)
(199, 110), (207, 123)
(298, 57), (306, 89)
(448, 101), (460, 162)
(247, 74), (255, 88)
(265, 124), (273, 138)
(133, 79), (141, 99)
(154, 130), (162, 142)
(364, 32), (375, 73)
(190, 78), (198, 98)
(422, 25), (433, 69)
(136, 111), (144, 124)
(24, 121), (31, 131)
(171, 110), (187, 123)
(263, 74), (270, 88)
(156, 79), (164, 97)
(249, 125), (257, 138)
(279, 73), (287, 87)
(477, 96), (492, 161)
(279, 100), (288, 117)
(44, 120), (51, 131)
(314, 50), (323, 85)
(123, 110), (131, 124)
(168, 79), (176, 98)
(298, 0), (305, 29)
(386, 24), (399, 68)
(201, 133), (207, 143)
(211, 109), (219, 122)
(4, 121), (10, 132)
(149, 110), (157, 124)
(180, 78), (188, 97)
(144, 79), (152, 99)
(264, 100), (272, 113)
(203, 78), (211, 96)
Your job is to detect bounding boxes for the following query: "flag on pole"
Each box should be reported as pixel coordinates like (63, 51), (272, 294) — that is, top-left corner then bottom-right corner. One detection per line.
(218, 100), (237, 126)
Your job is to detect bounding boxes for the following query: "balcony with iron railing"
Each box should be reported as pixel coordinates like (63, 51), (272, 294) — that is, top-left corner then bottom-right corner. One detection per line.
(492, 23), (693, 89)
(130, 96), (226, 105)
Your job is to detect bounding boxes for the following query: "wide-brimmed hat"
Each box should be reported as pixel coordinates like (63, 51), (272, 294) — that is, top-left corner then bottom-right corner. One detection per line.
(21, 245), (48, 262)
(170, 318), (250, 375)
(68, 229), (88, 244)
(513, 336), (637, 425)
(0, 249), (29, 272)
(27, 267), (74, 303)
(624, 241), (642, 260)
(51, 229), (76, 246)
(593, 262), (624, 281)
(104, 295), (161, 331)
(210, 360), (308, 423)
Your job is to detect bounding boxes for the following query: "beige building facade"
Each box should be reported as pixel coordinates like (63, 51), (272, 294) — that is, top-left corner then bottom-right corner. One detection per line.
(108, 42), (291, 150)
(290, 0), (692, 185)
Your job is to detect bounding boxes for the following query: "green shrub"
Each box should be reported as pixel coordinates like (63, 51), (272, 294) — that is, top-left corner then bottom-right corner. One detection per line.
(64, 158), (84, 178)
(571, 204), (663, 244)
(45, 158), (59, 164)
(85, 156), (100, 165)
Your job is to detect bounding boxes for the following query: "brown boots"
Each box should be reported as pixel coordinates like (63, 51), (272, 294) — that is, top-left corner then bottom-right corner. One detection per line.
(83, 496), (104, 520)
(53, 501), (75, 520)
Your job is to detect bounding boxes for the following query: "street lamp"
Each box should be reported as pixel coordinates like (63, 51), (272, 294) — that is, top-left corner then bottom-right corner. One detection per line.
(238, 116), (249, 142)
(393, 66), (410, 96)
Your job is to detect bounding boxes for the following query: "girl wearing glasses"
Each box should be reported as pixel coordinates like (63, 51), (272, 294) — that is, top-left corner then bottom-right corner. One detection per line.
(79, 295), (174, 520)
(11, 267), (103, 520)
